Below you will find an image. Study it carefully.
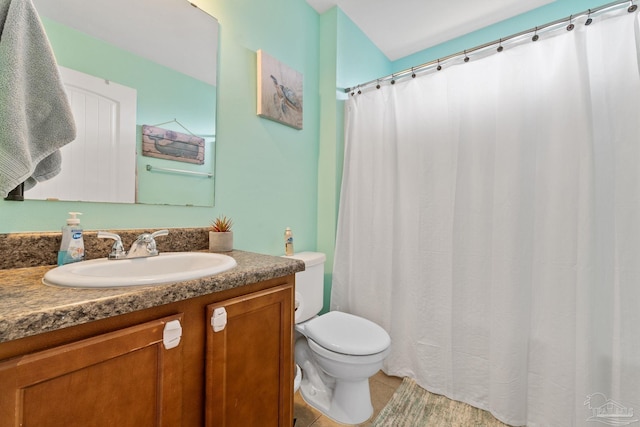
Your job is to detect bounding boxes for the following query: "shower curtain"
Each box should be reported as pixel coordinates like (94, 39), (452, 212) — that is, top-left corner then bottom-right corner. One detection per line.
(332, 8), (640, 427)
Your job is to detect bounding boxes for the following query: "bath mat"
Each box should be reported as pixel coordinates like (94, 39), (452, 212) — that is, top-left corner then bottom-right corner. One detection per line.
(372, 377), (511, 427)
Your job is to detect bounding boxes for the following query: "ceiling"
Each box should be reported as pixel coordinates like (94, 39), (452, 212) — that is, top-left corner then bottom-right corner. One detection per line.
(305, 0), (555, 60)
(32, 0), (218, 85)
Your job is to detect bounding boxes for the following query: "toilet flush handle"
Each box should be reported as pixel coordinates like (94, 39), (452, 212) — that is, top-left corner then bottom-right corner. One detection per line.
(211, 307), (227, 332)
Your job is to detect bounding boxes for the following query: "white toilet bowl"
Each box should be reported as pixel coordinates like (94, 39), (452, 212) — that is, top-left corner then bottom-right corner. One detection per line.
(285, 252), (391, 425)
(295, 311), (391, 425)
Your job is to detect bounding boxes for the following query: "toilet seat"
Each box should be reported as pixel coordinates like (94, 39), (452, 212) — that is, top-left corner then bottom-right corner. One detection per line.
(303, 311), (390, 356)
(307, 337), (391, 365)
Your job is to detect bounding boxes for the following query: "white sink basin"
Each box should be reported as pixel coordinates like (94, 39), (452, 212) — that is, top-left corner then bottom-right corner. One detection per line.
(43, 252), (237, 288)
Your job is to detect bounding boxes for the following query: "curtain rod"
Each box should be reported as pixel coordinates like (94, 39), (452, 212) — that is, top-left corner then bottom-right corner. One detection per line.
(344, 0), (636, 93)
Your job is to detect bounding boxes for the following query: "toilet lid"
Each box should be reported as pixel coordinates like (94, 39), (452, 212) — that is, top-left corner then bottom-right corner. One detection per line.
(304, 311), (391, 356)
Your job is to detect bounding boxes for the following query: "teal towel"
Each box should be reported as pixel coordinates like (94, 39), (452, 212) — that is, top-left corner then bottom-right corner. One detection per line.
(0, 0), (76, 198)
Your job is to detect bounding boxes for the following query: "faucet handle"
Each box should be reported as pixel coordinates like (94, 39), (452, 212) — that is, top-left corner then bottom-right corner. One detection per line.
(151, 229), (169, 239)
(148, 230), (168, 255)
(133, 229), (168, 257)
(97, 231), (127, 259)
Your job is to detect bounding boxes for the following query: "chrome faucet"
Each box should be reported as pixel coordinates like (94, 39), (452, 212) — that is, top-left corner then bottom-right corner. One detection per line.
(97, 229), (169, 259)
(127, 230), (169, 258)
(96, 231), (126, 259)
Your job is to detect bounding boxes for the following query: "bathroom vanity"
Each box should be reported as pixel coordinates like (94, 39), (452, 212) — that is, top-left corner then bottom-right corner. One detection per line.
(0, 239), (304, 427)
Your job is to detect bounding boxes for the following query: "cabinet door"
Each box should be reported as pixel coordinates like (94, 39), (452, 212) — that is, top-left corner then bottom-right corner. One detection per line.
(205, 284), (293, 427)
(0, 314), (183, 427)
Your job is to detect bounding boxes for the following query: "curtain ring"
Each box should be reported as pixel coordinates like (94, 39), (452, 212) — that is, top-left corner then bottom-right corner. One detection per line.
(437, 59), (442, 71)
(376, 79), (381, 89)
(463, 50), (470, 62)
(411, 67), (416, 78)
(532, 27), (539, 42)
(357, 85), (362, 95)
(497, 38), (504, 53)
(629, 1), (637, 12)
(585, 9), (593, 25)
(390, 74), (396, 85)
(567, 15), (575, 31)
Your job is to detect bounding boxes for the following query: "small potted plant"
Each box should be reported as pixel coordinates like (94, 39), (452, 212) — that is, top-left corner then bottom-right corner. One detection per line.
(209, 215), (233, 252)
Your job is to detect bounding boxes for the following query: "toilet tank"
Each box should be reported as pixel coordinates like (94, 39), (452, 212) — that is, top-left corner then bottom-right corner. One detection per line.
(286, 252), (326, 324)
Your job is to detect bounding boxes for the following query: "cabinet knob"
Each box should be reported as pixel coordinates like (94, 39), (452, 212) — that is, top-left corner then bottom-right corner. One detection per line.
(211, 307), (228, 332)
(163, 319), (183, 349)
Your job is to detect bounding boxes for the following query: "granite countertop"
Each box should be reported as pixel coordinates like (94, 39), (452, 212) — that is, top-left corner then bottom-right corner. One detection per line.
(0, 250), (305, 343)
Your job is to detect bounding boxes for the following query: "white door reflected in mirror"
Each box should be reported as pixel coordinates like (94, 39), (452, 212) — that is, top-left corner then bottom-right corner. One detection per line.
(26, 67), (137, 203)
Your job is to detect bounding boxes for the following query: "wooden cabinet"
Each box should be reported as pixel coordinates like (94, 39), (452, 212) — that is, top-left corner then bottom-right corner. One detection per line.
(0, 314), (183, 427)
(205, 285), (294, 427)
(0, 278), (294, 427)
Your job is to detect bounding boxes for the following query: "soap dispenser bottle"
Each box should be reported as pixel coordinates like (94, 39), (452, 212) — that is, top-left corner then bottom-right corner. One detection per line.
(58, 212), (85, 266)
(284, 227), (294, 256)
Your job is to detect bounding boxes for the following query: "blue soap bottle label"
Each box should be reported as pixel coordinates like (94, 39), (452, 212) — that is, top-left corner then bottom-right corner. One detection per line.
(58, 212), (85, 265)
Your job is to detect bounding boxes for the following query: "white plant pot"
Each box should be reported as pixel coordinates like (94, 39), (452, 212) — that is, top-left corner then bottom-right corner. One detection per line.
(209, 231), (233, 252)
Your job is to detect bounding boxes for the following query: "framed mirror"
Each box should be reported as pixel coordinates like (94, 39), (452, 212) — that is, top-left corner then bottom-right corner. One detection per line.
(28, 0), (218, 207)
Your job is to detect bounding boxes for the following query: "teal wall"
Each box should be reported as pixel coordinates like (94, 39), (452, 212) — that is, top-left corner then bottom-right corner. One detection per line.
(204, 0), (320, 255)
(0, 0), (321, 259)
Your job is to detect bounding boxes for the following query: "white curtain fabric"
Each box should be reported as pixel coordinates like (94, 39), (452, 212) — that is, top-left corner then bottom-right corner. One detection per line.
(332, 9), (640, 427)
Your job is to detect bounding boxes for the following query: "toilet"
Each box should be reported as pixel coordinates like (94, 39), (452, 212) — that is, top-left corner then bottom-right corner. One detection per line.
(289, 252), (391, 425)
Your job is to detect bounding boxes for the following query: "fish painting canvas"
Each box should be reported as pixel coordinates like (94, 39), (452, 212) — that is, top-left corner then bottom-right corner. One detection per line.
(142, 125), (204, 164)
(257, 50), (303, 130)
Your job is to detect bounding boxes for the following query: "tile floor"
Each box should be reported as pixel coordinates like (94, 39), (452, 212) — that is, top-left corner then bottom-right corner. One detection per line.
(293, 371), (403, 427)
